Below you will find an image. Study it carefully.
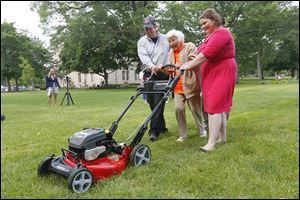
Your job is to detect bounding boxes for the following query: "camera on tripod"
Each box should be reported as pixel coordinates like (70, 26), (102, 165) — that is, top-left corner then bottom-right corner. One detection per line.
(65, 76), (72, 89)
(61, 75), (74, 106)
(66, 76), (71, 82)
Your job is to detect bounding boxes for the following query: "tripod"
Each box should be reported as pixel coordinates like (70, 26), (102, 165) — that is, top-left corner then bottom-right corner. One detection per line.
(60, 76), (74, 106)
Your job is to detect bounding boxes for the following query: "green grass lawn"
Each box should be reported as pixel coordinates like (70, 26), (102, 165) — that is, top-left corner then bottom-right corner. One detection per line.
(1, 79), (299, 199)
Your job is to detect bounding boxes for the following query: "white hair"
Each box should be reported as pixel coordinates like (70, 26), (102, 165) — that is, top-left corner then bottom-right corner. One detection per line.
(166, 30), (185, 43)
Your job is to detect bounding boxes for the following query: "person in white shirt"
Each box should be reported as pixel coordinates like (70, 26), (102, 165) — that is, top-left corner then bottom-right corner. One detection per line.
(137, 16), (170, 141)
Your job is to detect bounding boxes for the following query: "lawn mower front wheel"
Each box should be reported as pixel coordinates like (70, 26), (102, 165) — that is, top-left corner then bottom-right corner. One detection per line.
(68, 168), (93, 193)
(37, 155), (54, 176)
(130, 144), (151, 167)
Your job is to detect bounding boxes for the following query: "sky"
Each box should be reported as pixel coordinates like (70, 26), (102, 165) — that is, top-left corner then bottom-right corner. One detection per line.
(1, 1), (50, 47)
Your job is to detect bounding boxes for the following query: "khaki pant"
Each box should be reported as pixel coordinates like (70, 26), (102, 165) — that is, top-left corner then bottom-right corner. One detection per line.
(174, 93), (206, 137)
(200, 92), (208, 124)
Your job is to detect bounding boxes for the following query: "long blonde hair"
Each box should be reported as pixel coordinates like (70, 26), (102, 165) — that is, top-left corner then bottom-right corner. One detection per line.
(47, 68), (56, 78)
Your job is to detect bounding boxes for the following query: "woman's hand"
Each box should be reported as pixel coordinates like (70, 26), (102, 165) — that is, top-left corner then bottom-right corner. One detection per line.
(179, 61), (190, 71)
(174, 62), (182, 69)
(180, 53), (207, 71)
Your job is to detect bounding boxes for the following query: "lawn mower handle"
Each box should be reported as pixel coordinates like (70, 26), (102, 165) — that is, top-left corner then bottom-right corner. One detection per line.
(129, 65), (185, 147)
(143, 64), (184, 82)
(161, 64), (177, 69)
(109, 64), (185, 140)
(161, 64), (184, 76)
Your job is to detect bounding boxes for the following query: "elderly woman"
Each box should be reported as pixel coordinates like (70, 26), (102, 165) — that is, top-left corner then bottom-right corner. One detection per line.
(166, 30), (207, 142)
(180, 8), (237, 152)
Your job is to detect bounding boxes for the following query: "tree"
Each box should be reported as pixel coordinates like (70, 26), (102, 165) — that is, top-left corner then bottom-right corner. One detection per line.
(215, 1), (298, 80)
(32, 1), (157, 86)
(1, 22), (22, 91)
(267, 4), (299, 79)
(19, 56), (35, 90)
(21, 35), (51, 79)
(159, 1), (213, 45)
(267, 37), (299, 79)
(31, 1), (299, 82)
(1, 22), (51, 91)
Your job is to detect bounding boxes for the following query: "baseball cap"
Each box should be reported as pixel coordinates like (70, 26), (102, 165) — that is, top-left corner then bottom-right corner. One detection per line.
(143, 16), (158, 28)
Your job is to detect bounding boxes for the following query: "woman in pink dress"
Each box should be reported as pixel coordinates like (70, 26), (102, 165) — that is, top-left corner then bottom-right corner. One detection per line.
(180, 8), (237, 152)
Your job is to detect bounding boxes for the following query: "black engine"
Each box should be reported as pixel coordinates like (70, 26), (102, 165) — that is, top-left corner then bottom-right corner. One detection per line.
(68, 128), (118, 160)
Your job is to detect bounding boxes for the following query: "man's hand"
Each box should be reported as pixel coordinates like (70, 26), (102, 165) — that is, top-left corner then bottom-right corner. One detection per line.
(151, 65), (162, 75)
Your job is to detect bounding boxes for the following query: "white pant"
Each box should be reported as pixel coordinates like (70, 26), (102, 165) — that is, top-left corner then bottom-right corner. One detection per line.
(47, 87), (58, 96)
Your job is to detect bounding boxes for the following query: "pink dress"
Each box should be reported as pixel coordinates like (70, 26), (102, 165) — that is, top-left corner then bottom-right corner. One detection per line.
(197, 27), (237, 114)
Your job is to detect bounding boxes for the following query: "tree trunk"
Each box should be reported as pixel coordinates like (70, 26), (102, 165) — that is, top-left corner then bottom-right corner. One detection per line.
(290, 68), (295, 79)
(256, 51), (264, 80)
(31, 79), (35, 91)
(103, 69), (109, 87)
(15, 78), (19, 91)
(6, 78), (11, 92)
(130, 1), (137, 11)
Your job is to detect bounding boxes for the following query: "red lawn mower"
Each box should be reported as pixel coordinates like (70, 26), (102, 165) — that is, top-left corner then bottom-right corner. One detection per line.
(37, 64), (182, 193)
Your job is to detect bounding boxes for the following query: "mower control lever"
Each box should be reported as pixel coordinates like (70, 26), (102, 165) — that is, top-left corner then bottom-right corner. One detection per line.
(161, 64), (184, 77)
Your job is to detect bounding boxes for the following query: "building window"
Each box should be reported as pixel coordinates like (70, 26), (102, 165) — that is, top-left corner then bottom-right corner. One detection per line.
(122, 70), (125, 81)
(84, 74), (87, 85)
(78, 72), (81, 82)
(134, 72), (138, 80)
(122, 70), (130, 81)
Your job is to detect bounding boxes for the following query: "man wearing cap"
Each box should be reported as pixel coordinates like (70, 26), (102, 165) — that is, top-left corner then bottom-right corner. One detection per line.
(137, 16), (170, 141)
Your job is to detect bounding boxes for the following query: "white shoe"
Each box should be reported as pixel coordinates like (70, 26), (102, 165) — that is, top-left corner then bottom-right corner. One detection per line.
(216, 137), (227, 144)
(199, 130), (207, 138)
(200, 145), (215, 152)
(176, 136), (187, 142)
